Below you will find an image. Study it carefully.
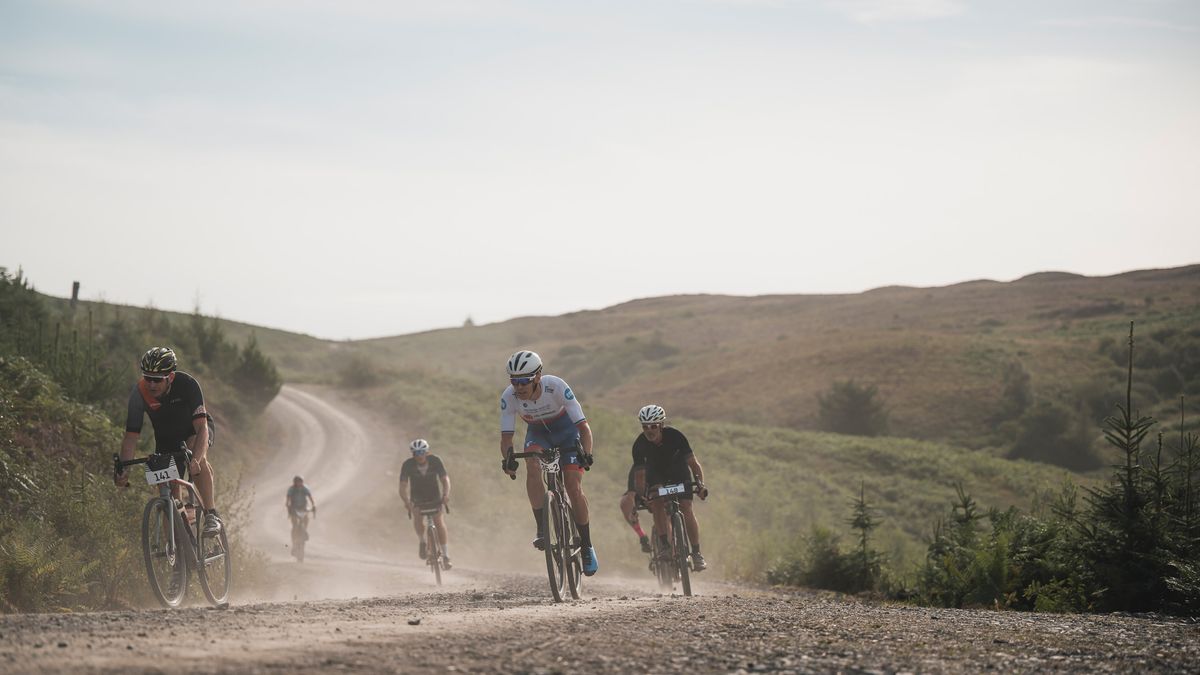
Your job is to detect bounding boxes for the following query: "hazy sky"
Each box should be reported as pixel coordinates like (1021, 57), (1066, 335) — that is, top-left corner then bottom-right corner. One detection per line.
(3, 1), (1198, 339)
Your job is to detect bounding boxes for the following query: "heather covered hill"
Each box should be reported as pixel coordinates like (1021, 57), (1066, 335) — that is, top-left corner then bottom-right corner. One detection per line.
(347, 264), (1200, 448)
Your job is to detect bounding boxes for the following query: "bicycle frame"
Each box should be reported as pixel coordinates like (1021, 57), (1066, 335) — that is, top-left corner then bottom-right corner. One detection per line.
(644, 481), (702, 596)
(507, 446), (584, 601)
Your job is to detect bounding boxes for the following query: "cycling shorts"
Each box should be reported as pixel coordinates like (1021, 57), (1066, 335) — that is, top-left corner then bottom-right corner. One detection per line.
(524, 415), (584, 472)
(412, 501), (444, 516)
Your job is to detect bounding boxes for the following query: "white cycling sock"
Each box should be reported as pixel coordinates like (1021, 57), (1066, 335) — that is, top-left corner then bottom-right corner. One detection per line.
(442, 544), (450, 557)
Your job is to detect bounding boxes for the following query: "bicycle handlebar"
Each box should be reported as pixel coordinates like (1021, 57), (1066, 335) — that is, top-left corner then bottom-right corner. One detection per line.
(113, 443), (193, 481)
(642, 480), (707, 502)
(504, 445), (593, 477)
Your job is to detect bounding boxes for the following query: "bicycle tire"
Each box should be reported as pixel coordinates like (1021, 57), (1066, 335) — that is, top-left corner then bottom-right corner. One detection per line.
(543, 491), (566, 602)
(142, 498), (188, 608)
(652, 531), (673, 592)
(566, 512), (582, 599)
(197, 524), (232, 606)
(673, 510), (692, 597)
(428, 524), (442, 586)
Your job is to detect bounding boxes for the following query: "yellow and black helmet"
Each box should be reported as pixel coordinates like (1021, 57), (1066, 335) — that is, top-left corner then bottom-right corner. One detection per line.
(140, 347), (178, 374)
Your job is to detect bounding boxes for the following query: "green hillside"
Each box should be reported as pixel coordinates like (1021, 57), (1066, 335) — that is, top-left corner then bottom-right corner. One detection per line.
(342, 368), (1078, 578)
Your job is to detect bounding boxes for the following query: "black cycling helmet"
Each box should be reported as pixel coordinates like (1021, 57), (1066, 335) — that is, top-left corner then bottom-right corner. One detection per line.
(140, 347), (178, 374)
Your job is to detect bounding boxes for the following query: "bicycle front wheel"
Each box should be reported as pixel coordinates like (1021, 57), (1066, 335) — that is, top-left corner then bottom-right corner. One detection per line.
(542, 492), (566, 602)
(427, 525), (442, 586)
(197, 522), (232, 607)
(142, 498), (188, 608)
(673, 511), (692, 597)
(566, 514), (582, 600)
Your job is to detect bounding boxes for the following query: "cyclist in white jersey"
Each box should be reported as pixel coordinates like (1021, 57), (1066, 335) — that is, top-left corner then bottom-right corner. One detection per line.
(499, 350), (599, 575)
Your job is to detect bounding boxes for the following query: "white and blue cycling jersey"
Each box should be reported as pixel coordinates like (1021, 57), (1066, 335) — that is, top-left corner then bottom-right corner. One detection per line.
(500, 374), (586, 460)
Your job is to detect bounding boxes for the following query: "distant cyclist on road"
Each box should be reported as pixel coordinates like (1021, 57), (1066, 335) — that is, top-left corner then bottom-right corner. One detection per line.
(286, 475), (316, 539)
(115, 347), (222, 535)
(498, 350), (599, 576)
(633, 404), (709, 571)
(619, 463), (652, 553)
(400, 439), (452, 569)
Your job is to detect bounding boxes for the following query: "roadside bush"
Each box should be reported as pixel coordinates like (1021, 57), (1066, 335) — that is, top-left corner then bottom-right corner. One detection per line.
(1007, 401), (1100, 471)
(817, 380), (889, 437)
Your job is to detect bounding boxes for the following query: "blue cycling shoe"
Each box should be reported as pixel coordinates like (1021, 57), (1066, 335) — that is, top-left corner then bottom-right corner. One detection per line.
(581, 546), (599, 576)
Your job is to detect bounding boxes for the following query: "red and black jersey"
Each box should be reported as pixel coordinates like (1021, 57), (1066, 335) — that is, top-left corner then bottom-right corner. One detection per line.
(125, 371), (209, 453)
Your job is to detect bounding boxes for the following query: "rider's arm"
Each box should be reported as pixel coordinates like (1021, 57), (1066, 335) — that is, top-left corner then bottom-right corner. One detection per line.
(440, 473), (451, 504)
(634, 465), (647, 498)
(577, 420), (593, 456)
(687, 455), (704, 484)
(500, 432), (515, 458)
(307, 490), (317, 510)
(189, 414), (210, 460)
(399, 478), (411, 507)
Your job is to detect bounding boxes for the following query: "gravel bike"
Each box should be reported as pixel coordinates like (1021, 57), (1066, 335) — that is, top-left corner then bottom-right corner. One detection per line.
(505, 445), (590, 602)
(113, 445), (232, 608)
(408, 503), (450, 586)
(644, 481), (704, 597)
(290, 507), (314, 563)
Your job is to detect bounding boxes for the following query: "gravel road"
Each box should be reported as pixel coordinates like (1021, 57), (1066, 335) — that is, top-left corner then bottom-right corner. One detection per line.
(3, 572), (1197, 673)
(3, 385), (1196, 673)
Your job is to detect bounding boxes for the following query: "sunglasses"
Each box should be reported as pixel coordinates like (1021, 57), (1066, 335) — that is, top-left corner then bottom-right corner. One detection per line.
(510, 376), (536, 385)
(142, 374), (170, 383)
(642, 423), (663, 430)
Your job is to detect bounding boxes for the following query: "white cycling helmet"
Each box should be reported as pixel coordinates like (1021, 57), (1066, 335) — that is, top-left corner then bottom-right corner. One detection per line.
(409, 439), (430, 455)
(506, 350), (543, 378)
(638, 404), (667, 424)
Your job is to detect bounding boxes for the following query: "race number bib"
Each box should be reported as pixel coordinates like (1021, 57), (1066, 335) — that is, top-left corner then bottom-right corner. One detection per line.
(145, 461), (180, 485)
(658, 483), (686, 496)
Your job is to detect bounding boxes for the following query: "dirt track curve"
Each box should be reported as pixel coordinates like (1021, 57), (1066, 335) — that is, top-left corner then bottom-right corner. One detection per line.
(2, 385), (1197, 673)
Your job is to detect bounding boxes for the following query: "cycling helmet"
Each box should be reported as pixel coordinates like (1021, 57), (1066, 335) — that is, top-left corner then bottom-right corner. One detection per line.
(638, 404), (667, 424)
(140, 347), (177, 374)
(409, 439), (430, 455)
(506, 350), (543, 378)
(293, 475), (304, 483)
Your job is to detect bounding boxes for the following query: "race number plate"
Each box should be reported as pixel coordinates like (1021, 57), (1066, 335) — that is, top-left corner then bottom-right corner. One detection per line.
(542, 457), (562, 474)
(658, 483), (686, 496)
(145, 461), (180, 485)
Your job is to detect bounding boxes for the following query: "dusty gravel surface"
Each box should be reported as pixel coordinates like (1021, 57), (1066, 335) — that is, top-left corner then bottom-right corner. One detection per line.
(3, 573), (1198, 673)
(4, 385), (1197, 673)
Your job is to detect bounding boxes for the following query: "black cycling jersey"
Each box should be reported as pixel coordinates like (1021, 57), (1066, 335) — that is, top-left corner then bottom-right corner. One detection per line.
(632, 427), (695, 489)
(626, 464), (637, 493)
(400, 455), (447, 505)
(125, 371), (210, 453)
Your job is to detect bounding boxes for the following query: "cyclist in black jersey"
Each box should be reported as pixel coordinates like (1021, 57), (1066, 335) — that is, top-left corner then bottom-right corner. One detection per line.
(114, 347), (222, 534)
(632, 404), (709, 571)
(619, 464), (652, 553)
(400, 439), (452, 568)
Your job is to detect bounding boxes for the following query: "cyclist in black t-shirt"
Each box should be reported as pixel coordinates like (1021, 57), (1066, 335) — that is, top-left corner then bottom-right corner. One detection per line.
(114, 347), (222, 534)
(632, 404), (709, 571)
(619, 464), (652, 553)
(399, 439), (452, 568)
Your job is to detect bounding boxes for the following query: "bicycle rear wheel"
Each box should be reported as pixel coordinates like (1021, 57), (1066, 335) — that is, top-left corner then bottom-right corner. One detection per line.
(142, 498), (188, 608)
(427, 525), (442, 586)
(672, 511), (692, 597)
(542, 492), (566, 602)
(197, 523), (232, 607)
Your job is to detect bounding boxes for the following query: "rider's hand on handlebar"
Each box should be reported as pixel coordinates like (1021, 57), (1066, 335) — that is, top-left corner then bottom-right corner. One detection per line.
(697, 482), (709, 500)
(580, 453), (594, 471)
(114, 469), (129, 488)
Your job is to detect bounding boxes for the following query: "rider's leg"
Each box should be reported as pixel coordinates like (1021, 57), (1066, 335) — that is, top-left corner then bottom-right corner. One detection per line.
(650, 497), (670, 549)
(525, 456), (546, 537)
(619, 492), (638, 526)
(411, 509), (424, 538)
(565, 468), (590, 532)
(433, 511), (448, 547)
(680, 499), (700, 551)
(192, 456), (216, 511)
